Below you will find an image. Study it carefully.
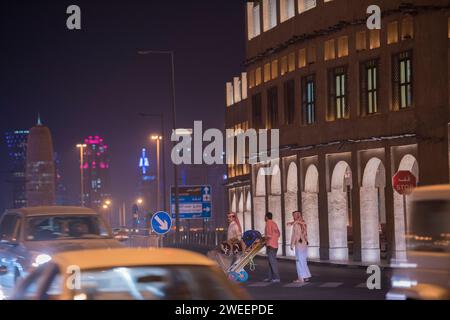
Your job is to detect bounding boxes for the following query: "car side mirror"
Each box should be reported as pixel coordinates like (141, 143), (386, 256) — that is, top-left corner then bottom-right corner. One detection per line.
(0, 265), (7, 276)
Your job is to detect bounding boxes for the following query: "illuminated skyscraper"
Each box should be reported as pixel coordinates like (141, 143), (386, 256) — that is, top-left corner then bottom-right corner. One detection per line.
(4, 130), (29, 208)
(82, 135), (111, 209)
(26, 117), (56, 207)
(137, 147), (157, 214)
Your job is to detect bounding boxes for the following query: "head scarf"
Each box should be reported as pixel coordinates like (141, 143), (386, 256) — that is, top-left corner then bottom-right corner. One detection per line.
(228, 212), (242, 234)
(288, 211), (305, 226)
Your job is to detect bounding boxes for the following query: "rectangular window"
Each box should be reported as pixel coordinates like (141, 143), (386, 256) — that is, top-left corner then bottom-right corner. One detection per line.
(281, 56), (288, 75)
(288, 52), (296, 72)
(393, 51), (413, 110)
(263, 0), (277, 31)
(448, 17), (450, 39)
(267, 86), (279, 129)
(298, 0), (316, 14)
(264, 63), (271, 82)
(284, 80), (296, 125)
(370, 29), (380, 49)
(252, 93), (263, 128)
(401, 17), (414, 40)
(249, 70), (255, 89)
(298, 48), (306, 68)
(356, 31), (367, 51)
(308, 45), (317, 64)
(226, 82), (234, 107)
(255, 67), (262, 86)
(328, 67), (349, 120)
(338, 36), (349, 58)
(271, 60), (279, 79)
(302, 75), (316, 125)
(281, 0), (295, 22)
(387, 21), (399, 44)
(360, 60), (379, 115)
(324, 39), (336, 61)
(247, 2), (261, 40)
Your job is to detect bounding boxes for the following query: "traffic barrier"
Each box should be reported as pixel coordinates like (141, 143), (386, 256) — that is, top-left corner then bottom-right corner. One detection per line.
(126, 235), (161, 248)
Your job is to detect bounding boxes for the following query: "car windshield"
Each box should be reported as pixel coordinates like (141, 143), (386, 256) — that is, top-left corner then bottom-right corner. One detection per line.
(70, 266), (237, 300)
(25, 215), (112, 241)
(407, 200), (450, 253)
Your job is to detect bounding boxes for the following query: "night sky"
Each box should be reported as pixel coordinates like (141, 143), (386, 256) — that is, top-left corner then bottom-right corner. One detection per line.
(0, 0), (246, 211)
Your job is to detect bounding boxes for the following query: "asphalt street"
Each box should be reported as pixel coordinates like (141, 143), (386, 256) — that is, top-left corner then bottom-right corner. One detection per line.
(239, 256), (391, 300)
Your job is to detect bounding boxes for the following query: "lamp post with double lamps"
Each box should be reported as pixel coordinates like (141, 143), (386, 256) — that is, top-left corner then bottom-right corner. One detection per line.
(76, 144), (87, 207)
(138, 50), (180, 246)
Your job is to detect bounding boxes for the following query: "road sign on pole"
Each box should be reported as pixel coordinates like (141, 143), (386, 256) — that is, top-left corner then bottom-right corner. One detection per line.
(393, 171), (417, 195)
(393, 170), (417, 234)
(151, 211), (172, 235)
(170, 185), (212, 219)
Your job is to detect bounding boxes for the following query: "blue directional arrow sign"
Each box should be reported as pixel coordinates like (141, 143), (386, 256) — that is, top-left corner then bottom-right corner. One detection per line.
(151, 211), (172, 235)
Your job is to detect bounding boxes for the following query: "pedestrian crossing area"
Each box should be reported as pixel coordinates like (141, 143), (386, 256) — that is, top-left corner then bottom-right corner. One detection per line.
(246, 281), (368, 289)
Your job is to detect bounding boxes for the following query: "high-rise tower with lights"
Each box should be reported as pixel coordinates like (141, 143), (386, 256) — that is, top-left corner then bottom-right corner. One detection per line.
(4, 130), (29, 208)
(26, 117), (56, 207)
(82, 135), (111, 209)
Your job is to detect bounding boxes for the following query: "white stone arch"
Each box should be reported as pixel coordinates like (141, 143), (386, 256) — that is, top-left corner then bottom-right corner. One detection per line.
(231, 193), (237, 213)
(270, 164), (282, 195)
(393, 154), (419, 262)
(301, 164), (320, 258)
(237, 192), (244, 232)
(286, 162), (298, 193)
(328, 161), (351, 261)
(284, 162), (298, 256)
(360, 158), (386, 263)
(253, 168), (267, 234)
(268, 163), (283, 252)
(255, 168), (266, 197)
(244, 191), (252, 231)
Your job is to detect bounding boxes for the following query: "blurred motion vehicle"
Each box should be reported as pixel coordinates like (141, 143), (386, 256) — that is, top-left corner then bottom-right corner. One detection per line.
(112, 227), (130, 242)
(0, 206), (123, 297)
(387, 185), (450, 300)
(10, 248), (250, 300)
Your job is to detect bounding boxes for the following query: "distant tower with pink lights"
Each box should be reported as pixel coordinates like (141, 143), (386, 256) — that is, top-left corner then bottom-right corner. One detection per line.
(82, 135), (111, 209)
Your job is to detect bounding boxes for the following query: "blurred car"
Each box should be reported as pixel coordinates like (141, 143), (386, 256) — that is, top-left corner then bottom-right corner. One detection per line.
(0, 206), (124, 297)
(10, 248), (250, 300)
(112, 227), (130, 242)
(387, 185), (450, 300)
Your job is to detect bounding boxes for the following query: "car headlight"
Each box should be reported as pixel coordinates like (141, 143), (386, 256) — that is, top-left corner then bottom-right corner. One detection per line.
(391, 276), (418, 289)
(32, 254), (52, 267)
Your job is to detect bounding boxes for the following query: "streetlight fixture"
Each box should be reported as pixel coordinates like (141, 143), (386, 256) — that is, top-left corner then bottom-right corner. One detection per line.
(137, 198), (144, 205)
(138, 50), (180, 246)
(76, 144), (87, 207)
(151, 135), (163, 211)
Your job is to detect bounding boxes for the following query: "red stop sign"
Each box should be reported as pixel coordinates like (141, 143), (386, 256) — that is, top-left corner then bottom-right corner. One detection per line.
(393, 171), (417, 195)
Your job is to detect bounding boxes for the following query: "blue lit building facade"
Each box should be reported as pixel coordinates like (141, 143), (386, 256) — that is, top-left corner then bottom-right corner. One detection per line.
(5, 130), (29, 208)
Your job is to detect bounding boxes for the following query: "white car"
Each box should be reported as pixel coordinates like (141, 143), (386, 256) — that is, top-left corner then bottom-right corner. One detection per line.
(387, 185), (450, 300)
(10, 248), (250, 300)
(0, 206), (124, 298)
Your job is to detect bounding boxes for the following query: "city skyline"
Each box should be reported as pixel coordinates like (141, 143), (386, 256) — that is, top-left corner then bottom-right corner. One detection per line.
(0, 0), (245, 212)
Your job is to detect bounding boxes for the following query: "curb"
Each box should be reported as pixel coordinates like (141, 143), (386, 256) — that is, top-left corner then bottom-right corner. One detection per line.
(257, 254), (393, 270)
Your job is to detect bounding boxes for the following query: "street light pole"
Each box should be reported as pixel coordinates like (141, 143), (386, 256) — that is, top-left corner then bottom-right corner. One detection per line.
(76, 144), (87, 207)
(138, 50), (180, 246)
(151, 136), (162, 211)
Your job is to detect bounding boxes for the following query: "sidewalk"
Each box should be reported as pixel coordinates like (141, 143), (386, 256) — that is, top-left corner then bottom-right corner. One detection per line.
(257, 253), (392, 270)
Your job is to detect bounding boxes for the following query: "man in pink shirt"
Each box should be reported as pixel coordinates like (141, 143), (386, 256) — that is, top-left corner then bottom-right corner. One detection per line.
(264, 212), (280, 283)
